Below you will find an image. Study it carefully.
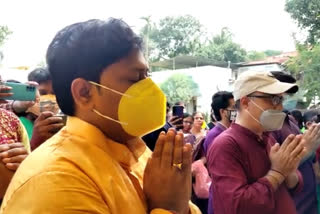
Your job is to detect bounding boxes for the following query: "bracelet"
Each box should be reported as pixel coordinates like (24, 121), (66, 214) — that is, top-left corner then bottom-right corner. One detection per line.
(271, 169), (286, 179)
(267, 173), (280, 188)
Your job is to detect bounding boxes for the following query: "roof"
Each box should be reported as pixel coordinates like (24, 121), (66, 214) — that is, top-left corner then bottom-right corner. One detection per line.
(150, 55), (238, 70)
(241, 51), (297, 66)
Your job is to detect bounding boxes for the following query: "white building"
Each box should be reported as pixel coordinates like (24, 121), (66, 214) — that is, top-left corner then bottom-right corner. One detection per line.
(151, 66), (233, 114)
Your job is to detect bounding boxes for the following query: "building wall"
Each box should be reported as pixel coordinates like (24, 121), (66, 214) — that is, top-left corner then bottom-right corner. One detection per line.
(151, 66), (232, 114)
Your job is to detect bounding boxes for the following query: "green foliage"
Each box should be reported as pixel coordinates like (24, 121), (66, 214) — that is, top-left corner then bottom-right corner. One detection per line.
(196, 28), (247, 63)
(160, 73), (200, 104)
(285, 0), (320, 44)
(285, 44), (320, 105)
(140, 15), (204, 62)
(264, 50), (282, 57)
(0, 25), (12, 47)
(247, 51), (266, 61)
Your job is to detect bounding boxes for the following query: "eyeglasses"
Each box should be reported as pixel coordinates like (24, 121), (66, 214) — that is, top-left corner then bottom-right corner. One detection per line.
(247, 94), (284, 106)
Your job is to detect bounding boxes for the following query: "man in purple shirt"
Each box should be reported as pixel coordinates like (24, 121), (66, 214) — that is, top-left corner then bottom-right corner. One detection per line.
(204, 91), (235, 214)
(207, 71), (320, 214)
(203, 91), (235, 155)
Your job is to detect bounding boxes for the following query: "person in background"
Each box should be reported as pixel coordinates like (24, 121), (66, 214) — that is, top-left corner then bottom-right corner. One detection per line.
(204, 91), (235, 214)
(0, 109), (30, 201)
(0, 143), (29, 202)
(183, 113), (196, 146)
(191, 112), (207, 140)
(207, 71), (316, 214)
(203, 91), (235, 155)
(16, 68), (64, 150)
(271, 71), (319, 214)
(1, 18), (200, 214)
(290, 110), (304, 131)
(28, 68), (54, 96)
(207, 110), (217, 130)
(142, 102), (183, 151)
(304, 110), (319, 130)
(183, 113), (194, 134)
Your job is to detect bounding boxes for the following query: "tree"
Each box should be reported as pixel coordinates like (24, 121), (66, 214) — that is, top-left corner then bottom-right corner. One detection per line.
(285, 44), (320, 105)
(285, 0), (320, 44)
(160, 73), (200, 104)
(145, 15), (204, 61)
(0, 25), (12, 65)
(0, 26), (12, 47)
(247, 51), (266, 61)
(264, 50), (282, 57)
(196, 28), (247, 63)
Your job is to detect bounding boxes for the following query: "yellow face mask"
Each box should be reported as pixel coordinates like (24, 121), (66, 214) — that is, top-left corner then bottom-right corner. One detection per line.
(89, 78), (166, 137)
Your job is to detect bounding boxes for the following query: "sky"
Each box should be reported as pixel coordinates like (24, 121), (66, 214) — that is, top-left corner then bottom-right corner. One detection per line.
(0, 0), (301, 67)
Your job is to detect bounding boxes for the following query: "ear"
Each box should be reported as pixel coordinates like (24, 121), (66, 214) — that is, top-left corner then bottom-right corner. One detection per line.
(240, 97), (249, 110)
(219, 109), (225, 118)
(306, 121), (313, 129)
(71, 78), (95, 110)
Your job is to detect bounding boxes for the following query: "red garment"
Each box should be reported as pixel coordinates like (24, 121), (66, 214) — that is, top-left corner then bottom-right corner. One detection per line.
(207, 123), (303, 214)
(0, 108), (22, 144)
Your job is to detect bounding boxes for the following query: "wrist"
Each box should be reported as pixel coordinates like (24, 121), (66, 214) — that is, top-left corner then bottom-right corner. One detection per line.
(266, 170), (285, 190)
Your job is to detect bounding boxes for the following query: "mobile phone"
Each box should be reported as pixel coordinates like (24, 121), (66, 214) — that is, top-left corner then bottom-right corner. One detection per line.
(172, 105), (184, 126)
(3, 82), (36, 101)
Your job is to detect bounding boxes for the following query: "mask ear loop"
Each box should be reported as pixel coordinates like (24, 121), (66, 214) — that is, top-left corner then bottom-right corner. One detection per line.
(88, 81), (133, 98)
(92, 109), (128, 126)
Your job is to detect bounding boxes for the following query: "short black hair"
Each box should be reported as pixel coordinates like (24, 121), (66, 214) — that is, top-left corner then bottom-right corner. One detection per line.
(211, 91), (234, 121)
(183, 113), (193, 120)
(303, 110), (319, 124)
(28, 67), (51, 84)
(46, 18), (143, 116)
(290, 109), (303, 129)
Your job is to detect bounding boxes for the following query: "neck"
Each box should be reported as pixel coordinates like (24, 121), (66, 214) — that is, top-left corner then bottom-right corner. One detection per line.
(192, 126), (202, 133)
(236, 114), (264, 137)
(219, 119), (230, 129)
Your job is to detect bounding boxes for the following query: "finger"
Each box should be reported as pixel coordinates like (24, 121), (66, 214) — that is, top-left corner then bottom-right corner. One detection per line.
(25, 81), (39, 87)
(40, 117), (63, 126)
(2, 155), (27, 164)
(37, 111), (54, 122)
(290, 140), (305, 158)
(152, 132), (165, 166)
(281, 134), (296, 152)
(172, 132), (184, 168)
(0, 92), (13, 97)
(270, 143), (280, 154)
(307, 125), (317, 139)
(172, 118), (182, 124)
(5, 163), (20, 171)
(0, 85), (12, 91)
(161, 129), (176, 168)
(182, 143), (192, 173)
(0, 143), (24, 153)
(43, 123), (65, 134)
(286, 135), (302, 153)
(0, 147), (28, 158)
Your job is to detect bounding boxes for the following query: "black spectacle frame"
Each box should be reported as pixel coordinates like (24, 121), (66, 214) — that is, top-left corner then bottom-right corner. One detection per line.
(247, 95), (284, 106)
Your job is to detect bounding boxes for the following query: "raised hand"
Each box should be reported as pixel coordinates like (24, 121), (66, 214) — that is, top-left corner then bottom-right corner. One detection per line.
(144, 128), (192, 214)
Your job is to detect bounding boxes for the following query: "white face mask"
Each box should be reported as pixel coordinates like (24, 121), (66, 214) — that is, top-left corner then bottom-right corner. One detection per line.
(246, 99), (286, 132)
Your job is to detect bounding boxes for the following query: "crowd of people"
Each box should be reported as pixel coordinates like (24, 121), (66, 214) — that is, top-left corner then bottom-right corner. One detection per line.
(0, 18), (319, 214)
